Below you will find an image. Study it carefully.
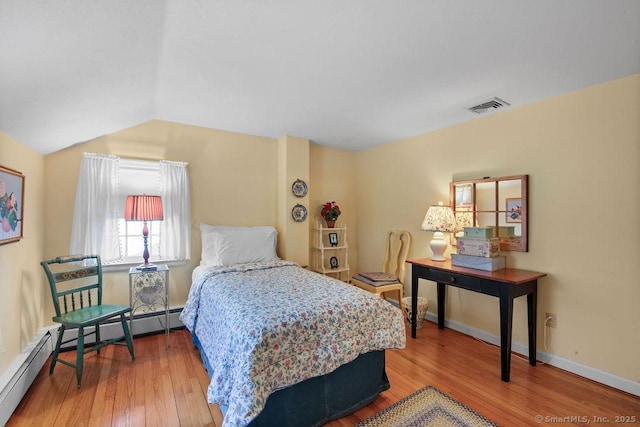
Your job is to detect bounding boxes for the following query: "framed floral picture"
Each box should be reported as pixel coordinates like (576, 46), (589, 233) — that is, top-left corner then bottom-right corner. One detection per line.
(505, 198), (522, 223)
(0, 165), (25, 245)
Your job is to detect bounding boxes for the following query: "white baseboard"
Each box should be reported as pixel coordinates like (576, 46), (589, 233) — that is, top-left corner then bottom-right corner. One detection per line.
(58, 308), (184, 349)
(0, 326), (56, 426)
(0, 309), (185, 425)
(422, 312), (640, 397)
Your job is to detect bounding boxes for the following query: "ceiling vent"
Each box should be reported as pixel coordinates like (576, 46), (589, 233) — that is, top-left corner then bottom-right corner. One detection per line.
(468, 97), (511, 114)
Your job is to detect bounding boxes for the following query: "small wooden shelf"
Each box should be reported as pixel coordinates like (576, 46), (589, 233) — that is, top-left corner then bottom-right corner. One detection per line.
(312, 223), (349, 282)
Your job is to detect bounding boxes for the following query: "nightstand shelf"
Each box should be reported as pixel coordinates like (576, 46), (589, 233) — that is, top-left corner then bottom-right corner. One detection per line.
(128, 264), (170, 347)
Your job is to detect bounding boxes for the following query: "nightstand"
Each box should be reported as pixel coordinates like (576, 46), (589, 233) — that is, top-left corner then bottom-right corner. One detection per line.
(128, 265), (170, 347)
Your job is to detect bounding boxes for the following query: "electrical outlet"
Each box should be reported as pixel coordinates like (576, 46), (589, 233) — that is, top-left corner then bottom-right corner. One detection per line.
(545, 312), (557, 328)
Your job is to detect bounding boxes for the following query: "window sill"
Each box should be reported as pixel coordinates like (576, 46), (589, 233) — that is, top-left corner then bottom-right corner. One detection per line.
(102, 259), (187, 273)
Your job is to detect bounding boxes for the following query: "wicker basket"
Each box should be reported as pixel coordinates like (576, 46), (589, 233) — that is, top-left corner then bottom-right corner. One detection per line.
(401, 297), (429, 329)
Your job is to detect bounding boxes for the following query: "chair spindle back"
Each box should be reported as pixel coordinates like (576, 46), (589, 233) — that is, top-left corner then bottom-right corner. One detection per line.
(41, 255), (103, 317)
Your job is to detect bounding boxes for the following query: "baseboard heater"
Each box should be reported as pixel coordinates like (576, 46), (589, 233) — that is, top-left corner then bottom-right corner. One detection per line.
(0, 308), (184, 425)
(57, 308), (184, 350)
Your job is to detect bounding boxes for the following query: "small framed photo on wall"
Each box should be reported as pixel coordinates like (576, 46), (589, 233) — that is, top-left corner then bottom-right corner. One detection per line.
(329, 232), (338, 247)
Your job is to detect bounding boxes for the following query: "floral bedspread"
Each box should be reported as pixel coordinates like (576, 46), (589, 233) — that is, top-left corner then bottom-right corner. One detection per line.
(180, 260), (406, 427)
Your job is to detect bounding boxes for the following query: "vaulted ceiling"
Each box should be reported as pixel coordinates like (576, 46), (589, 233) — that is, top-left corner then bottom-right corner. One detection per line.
(1, 1), (639, 155)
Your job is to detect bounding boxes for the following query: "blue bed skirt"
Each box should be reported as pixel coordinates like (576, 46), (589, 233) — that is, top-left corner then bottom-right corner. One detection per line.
(192, 333), (390, 426)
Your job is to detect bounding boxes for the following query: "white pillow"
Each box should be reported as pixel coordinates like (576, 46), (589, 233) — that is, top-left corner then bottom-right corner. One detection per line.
(200, 224), (280, 266)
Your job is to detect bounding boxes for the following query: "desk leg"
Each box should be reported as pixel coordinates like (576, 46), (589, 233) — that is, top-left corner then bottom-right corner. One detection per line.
(499, 295), (514, 382)
(411, 273), (418, 338)
(437, 283), (445, 330)
(527, 290), (537, 366)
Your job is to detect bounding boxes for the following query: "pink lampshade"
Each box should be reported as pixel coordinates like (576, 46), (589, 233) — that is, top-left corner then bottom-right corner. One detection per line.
(124, 195), (163, 269)
(124, 195), (164, 222)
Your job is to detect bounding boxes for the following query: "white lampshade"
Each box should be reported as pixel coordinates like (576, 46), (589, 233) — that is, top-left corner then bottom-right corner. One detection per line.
(421, 202), (457, 261)
(421, 203), (457, 233)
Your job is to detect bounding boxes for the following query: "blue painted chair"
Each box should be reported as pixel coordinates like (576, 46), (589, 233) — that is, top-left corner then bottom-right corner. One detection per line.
(41, 254), (135, 387)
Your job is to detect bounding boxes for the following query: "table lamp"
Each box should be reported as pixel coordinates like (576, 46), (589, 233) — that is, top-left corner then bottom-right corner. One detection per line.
(421, 202), (457, 261)
(124, 194), (164, 269)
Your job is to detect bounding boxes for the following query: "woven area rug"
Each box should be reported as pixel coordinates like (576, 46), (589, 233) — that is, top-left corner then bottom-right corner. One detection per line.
(356, 385), (498, 427)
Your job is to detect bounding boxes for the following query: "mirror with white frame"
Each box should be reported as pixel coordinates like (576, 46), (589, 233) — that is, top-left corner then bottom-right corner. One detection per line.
(450, 174), (528, 252)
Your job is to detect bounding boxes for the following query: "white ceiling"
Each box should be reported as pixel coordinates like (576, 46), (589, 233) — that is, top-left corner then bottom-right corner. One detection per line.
(1, 1), (639, 155)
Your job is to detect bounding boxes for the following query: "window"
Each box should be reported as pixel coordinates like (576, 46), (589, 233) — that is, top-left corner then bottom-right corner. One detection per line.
(70, 153), (191, 266)
(118, 220), (160, 263)
(115, 158), (162, 264)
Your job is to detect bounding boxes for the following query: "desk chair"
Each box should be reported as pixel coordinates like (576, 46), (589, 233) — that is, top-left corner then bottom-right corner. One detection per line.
(352, 230), (412, 311)
(41, 254), (135, 387)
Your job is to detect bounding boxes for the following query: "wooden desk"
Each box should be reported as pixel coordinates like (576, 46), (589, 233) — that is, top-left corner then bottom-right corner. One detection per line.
(407, 258), (546, 382)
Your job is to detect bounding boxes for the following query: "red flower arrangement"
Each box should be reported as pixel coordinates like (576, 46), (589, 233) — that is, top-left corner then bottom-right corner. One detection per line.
(320, 201), (341, 221)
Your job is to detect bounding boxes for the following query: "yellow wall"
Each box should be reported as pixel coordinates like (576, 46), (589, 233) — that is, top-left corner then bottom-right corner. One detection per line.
(277, 136), (310, 267)
(309, 144), (359, 276)
(355, 74), (640, 382)
(1, 74), (638, 387)
(43, 120), (291, 317)
(0, 132), (45, 373)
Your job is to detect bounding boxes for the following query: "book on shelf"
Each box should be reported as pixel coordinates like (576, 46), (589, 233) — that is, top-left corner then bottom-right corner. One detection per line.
(352, 273), (399, 286)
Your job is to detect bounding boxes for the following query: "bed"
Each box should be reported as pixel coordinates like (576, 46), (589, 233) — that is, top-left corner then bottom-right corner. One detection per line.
(180, 225), (406, 427)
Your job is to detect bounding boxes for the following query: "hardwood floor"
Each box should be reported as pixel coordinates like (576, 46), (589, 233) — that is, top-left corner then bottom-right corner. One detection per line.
(8, 324), (639, 426)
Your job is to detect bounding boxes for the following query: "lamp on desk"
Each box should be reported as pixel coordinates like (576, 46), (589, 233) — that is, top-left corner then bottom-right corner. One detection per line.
(421, 202), (457, 261)
(124, 194), (164, 270)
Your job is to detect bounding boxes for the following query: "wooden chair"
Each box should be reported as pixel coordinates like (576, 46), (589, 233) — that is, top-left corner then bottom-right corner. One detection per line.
(41, 254), (135, 387)
(352, 230), (412, 311)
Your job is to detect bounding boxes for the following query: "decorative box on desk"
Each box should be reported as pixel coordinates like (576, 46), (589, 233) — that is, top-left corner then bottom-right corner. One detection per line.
(463, 226), (516, 239)
(128, 264), (170, 346)
(451, 253), (506, 271)
(490, 226), (516, 237)
(456, 237), (500, 257)
(463, 227), (494, 238)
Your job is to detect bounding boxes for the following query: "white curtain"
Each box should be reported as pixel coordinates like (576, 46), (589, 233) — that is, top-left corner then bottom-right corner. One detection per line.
(69, 153), (121, 260)
(159, 160), (191, 260)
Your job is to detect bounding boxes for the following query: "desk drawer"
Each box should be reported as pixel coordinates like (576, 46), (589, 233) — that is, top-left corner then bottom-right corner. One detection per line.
(426, 268), (483, 292)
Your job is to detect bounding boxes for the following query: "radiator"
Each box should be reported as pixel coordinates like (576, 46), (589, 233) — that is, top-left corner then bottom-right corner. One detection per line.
(0, 326), (55, 426)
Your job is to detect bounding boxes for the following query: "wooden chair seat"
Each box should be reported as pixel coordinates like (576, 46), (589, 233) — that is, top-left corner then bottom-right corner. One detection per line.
(352, 230), (412, 312)
(53, 304), (132, 328)
(351, 279), (404, 310)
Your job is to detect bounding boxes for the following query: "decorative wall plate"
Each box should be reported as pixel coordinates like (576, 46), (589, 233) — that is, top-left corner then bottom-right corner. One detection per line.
(291, 204), (307, 222)
(291, 179), (308, 198)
